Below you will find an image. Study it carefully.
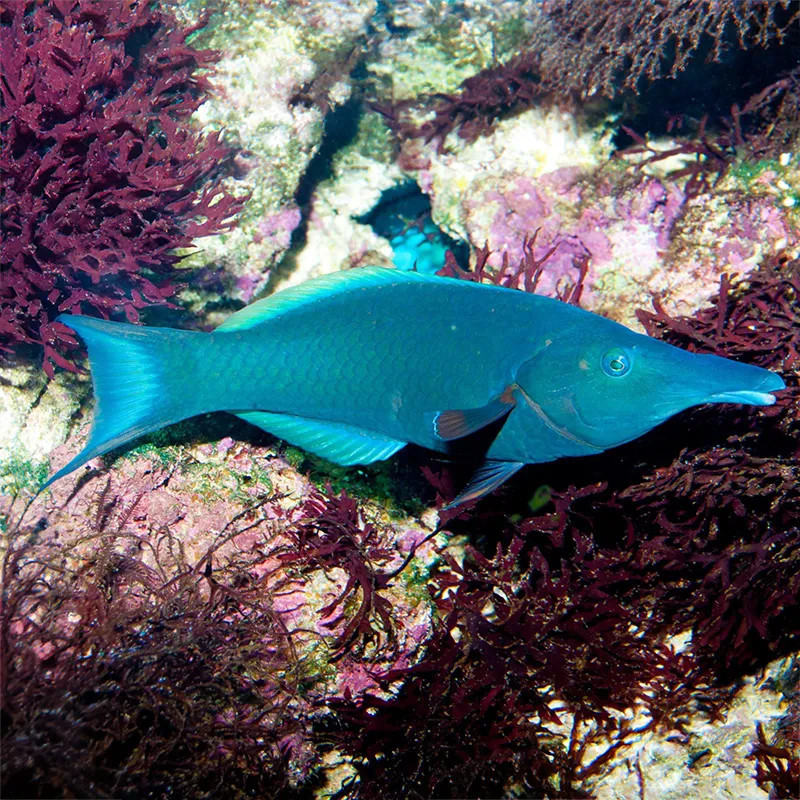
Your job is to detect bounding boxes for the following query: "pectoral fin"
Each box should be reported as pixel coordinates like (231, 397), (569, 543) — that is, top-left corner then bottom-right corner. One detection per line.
(443, 459), (525, 510)
(433, 386), (516, 440)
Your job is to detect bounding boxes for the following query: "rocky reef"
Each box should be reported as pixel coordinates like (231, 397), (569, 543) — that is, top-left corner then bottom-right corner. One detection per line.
(2, 1), (799, 798)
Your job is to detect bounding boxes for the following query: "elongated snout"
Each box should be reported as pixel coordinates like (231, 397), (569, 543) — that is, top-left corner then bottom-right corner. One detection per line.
(694, 353), (785, 407)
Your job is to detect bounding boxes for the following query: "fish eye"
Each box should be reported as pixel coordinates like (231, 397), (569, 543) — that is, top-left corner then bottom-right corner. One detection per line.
(601, 347), (632, 377)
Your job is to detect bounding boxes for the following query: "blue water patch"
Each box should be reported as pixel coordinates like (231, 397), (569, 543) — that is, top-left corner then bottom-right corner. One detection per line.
(356, 181), (469, 273)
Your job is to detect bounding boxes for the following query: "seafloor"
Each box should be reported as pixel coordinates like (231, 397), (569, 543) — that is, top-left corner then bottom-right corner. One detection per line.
(1, 1), (798, 799)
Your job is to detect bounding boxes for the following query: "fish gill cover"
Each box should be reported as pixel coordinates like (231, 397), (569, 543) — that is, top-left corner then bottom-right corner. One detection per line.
(0, 0), (243, 375)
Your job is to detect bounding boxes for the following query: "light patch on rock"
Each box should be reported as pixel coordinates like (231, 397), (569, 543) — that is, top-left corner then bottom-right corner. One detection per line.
(421, 107), (615, 239)
(0, 365), (87, 491)
(584, 665), (786, 800)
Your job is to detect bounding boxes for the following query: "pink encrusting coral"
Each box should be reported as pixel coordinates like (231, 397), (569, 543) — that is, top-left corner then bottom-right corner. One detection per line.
(234, 206), (304, 301)
(0, 0), (244, 374)
(257, 206), (303, 250)
(455, 164), (796, 326)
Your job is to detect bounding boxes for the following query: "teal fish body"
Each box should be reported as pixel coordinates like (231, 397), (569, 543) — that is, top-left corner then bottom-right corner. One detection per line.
(45, 268), (785, 506)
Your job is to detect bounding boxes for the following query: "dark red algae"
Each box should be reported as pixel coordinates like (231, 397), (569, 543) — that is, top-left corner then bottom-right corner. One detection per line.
(385, 0), (800, 158)
(322, 252), (800, 799)
(0, 0), (243, 375)
(0, 486), (303, 799)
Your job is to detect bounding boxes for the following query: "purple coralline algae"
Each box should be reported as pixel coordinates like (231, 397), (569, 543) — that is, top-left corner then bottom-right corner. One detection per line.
(407, 110), (798, 326)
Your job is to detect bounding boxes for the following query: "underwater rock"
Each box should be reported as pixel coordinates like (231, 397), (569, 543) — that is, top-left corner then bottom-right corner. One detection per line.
(402, 107), (799, 327)
(171, 0), (378, 308)
(270, 110), (403, 292)
(0, 364), (87, 497)
(368, 0), (540, 103)
(584, 658), (791, 800)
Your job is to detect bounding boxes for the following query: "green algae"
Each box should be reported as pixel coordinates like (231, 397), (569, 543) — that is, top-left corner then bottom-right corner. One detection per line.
(302, 454), (399, 508)
(728, 158), (781, 183)
(0, 455), (49, 498)
(105, 417), (205, 472)
(728, 155), (800, 222)
(180, 459), (272, 506)
(99, 416), (273, 504)
(282, 445), (307, 471)
(299, 452), (427, 519)
(342, 110), (396, 167)
(527, 484), (553, 513)
(397, 557), (439, 609)
(368, 5), (534, 103)
(295, 640), (338, 691)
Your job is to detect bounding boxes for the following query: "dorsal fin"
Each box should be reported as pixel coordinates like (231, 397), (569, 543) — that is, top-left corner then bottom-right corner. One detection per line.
(217, 267), (434, 332)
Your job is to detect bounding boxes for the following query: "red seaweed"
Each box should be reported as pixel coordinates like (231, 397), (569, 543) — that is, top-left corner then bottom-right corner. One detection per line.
(0, 0), (244, 375)
(389, 1), (800, 156)
(273, 487), (400, 658)
(0, 495), (302, 799)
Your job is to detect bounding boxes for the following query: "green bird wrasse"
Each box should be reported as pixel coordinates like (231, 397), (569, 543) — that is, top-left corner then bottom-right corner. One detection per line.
(44, 267), (786, 507)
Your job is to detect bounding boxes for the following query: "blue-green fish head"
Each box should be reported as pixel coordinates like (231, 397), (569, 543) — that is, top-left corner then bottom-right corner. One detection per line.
(514, 318), (786, 451)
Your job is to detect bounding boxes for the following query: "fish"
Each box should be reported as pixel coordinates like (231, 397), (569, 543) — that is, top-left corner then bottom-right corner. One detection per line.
(43, 267), (786, 507)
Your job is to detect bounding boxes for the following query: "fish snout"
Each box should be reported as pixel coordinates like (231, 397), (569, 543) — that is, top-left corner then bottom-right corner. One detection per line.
(701, 359), (786, 407)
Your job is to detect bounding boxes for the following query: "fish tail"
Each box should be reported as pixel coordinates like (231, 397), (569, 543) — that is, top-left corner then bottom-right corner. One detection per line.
(42, 314), (210, 488)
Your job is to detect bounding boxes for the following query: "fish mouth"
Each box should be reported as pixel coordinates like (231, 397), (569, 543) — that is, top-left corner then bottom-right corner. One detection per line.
(705, 389), (778, 406)
(704, 372), (785, 407)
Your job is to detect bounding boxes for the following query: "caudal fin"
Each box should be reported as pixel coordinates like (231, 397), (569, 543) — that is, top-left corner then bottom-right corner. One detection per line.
(43, 314), (208, 488)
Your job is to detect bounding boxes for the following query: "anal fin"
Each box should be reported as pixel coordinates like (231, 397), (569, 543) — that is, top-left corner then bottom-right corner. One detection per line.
(444, 460), (525, 509)
(234, 411), (406, 466)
